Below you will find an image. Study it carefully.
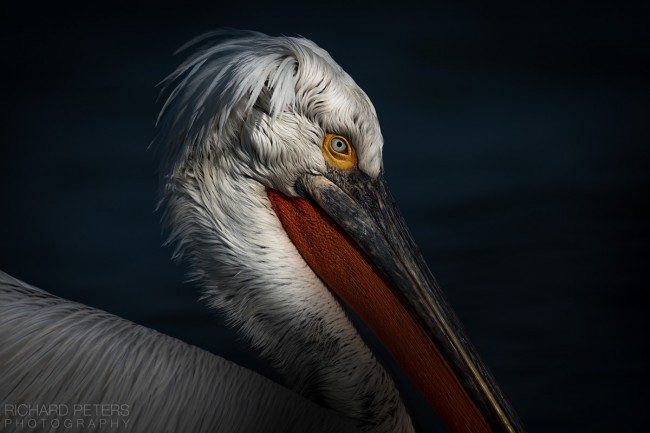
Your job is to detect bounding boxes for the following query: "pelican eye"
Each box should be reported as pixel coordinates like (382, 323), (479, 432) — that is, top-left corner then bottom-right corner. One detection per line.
(330, 137), (348, 153)
(322, 134), (357, 170)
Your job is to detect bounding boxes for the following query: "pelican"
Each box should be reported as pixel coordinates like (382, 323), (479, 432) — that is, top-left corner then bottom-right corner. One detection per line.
(0, 31), (525, 433)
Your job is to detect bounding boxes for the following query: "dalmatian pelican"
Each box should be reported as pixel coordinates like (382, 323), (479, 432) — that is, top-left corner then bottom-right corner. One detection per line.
(0, 31), (525, 433)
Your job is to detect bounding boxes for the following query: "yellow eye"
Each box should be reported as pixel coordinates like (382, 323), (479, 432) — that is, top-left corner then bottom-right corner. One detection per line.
(322, 134), (357, 170)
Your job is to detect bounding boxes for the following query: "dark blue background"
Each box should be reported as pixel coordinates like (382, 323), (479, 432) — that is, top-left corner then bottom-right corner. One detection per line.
(1, 2), (648, 432)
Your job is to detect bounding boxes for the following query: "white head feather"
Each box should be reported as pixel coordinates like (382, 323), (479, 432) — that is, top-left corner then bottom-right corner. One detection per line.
(157, 30), (383, 191)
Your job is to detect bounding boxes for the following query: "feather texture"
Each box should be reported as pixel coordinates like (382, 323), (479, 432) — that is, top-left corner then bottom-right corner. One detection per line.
(0, 271), (358, 433)
(1, 31), (415, 433)
(155, 31), (414, 433)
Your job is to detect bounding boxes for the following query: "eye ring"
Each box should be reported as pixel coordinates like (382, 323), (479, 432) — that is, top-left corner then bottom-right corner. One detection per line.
(322, 134), (357, 170)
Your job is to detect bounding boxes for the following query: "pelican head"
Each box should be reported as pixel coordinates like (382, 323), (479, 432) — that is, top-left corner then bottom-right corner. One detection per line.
(156, 31), (524, 433)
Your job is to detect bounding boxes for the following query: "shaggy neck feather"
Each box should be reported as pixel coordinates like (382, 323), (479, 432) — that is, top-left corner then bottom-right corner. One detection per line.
(164, 159), (414, 433)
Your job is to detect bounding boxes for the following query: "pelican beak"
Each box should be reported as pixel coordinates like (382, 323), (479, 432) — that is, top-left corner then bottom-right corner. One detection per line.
(267, 170), (525, 433)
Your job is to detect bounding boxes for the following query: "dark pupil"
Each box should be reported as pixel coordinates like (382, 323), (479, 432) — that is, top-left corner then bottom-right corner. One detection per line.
(333, 140), (345, 151)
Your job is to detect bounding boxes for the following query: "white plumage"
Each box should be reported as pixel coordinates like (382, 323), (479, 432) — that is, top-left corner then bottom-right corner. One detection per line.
(0, 271), (356, 433)
(157, 31), (412, 433)
(1, 31), (415, 433)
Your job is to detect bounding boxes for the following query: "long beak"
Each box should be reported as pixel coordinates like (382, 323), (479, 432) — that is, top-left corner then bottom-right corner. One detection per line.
(268, 169), (525, 433)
